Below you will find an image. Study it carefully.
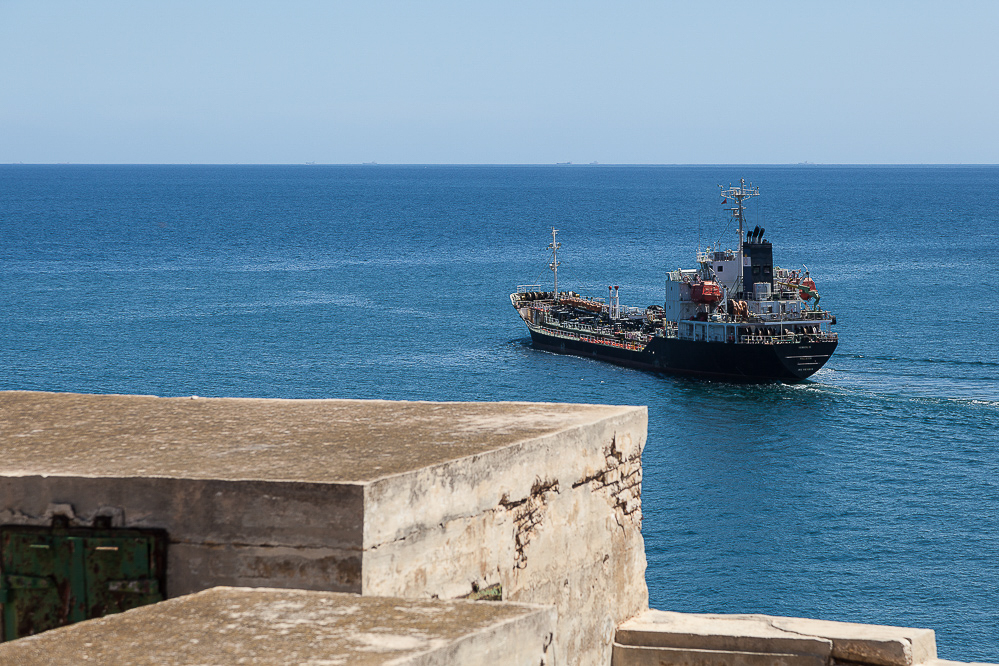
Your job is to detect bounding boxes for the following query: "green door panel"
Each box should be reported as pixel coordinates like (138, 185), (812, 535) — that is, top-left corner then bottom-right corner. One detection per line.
(83, 536), (161, 617)
(0, 531), (71, 640)
(0, 526), (167, 641)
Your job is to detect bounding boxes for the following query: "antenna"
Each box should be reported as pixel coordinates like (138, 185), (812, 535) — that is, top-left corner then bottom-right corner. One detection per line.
(548, 227), (561, 301)
(720, 179), (760, 295)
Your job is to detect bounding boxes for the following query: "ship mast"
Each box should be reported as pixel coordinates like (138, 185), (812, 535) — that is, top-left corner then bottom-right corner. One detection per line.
(720, 179), (759, 295)
(548, 227), (561, 301)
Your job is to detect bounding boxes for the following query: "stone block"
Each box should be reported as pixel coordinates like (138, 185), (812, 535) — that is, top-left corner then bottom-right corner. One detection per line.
(613, 644), (829, 666)
(768, 616), (936, 666)
(617, 610), (834, 657)
(0, 586), (557, 665)
(0, 391), (648, 666)
(616, 611), (942, 666)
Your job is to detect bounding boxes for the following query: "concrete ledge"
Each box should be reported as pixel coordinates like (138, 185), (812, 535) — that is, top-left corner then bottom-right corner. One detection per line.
(768, 615), (936, 666)
(0, 391), (635, 483)
(616, 611), (834, 658)
(616, 611), (939, 666)
(0, 587), (558, 665)
(613, 643), (829, 666)
(0, 391), (647, 666)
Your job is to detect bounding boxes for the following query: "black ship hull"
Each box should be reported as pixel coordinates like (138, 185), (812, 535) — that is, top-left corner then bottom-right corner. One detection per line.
(528, 328), (836, 383)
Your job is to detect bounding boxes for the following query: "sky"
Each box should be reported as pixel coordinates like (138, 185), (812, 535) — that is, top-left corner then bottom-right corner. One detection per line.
(2, 1), (997, 164)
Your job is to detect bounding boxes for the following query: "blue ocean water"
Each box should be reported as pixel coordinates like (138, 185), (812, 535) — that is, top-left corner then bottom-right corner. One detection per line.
(2, 164), (998, 660)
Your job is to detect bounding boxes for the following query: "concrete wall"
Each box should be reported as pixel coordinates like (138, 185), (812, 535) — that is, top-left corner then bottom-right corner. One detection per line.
(614, 611), (949, 666)
(0, 587), (558, 665)
(362, 407), (648, 666)
(0, 476), (365, 595)
(0, 392), (648, 666)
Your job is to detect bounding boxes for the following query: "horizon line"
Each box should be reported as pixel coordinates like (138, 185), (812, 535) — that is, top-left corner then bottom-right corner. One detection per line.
(5, 162), (999, 167)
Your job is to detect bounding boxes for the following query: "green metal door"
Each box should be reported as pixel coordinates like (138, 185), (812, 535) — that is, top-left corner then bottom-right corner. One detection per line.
(83, 535), (162, 618)
(0, 530), (73, 640)
(0, 526), (166, 641)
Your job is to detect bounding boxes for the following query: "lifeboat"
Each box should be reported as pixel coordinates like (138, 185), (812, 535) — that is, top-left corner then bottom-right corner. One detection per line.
(691, 281), (722, 304)
(798, 278), (816, 300)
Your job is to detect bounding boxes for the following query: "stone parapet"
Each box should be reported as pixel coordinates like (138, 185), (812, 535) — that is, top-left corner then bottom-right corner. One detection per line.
(613, 611), (985, 666)
(361, 399), (647, 664)
(0, 391), (648, 666)
(0, 586), (557, 665)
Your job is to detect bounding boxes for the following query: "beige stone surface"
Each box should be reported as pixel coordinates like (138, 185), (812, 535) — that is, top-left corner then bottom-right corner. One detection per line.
(0, 391), (629, 482)
(616, 611), (944, 666)
(361, 401), (648, 666)
(0, 587), (557, 665)
(0, 391), (648, 666)
(769, 615), (936, 666)
(616, 610), (833, 658)
(612, 644), (828, 666)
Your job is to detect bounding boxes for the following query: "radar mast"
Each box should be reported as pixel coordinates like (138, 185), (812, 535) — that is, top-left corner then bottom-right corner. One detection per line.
(720, 179), (759, 293)
(548, 227), (561, 301)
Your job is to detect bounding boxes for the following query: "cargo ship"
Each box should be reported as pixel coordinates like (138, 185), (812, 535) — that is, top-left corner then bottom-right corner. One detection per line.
(510, 180), (838, 382)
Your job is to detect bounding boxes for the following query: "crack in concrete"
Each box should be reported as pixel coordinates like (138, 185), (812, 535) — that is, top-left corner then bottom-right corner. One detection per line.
(508, 477), (560, 570)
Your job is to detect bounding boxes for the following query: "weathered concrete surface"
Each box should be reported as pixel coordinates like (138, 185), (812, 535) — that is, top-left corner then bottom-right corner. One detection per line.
(0, 475), (366, 594)
(616, 611), (834, 658)
(613, 644), (828, 666)
(768, 615), (936, 666)
(362, 401), (648, 666)
(0, 586), (557, 665)
(0, 391), (629, 482)
(614, 611), (943, 666)
(0, 391), (648, 666)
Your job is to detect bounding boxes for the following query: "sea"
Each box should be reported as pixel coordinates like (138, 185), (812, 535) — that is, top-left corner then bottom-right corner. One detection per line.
(2, 164), (997, 661)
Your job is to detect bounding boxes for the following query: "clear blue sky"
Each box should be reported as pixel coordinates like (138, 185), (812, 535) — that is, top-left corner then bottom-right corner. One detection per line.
(2, 1), (996, 164)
